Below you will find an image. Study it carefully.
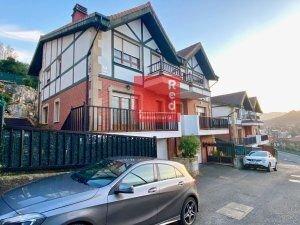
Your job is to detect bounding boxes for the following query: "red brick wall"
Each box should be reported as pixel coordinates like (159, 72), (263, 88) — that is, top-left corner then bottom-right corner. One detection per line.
(100, 77), (130, 107)
(41, 81), (86, 130)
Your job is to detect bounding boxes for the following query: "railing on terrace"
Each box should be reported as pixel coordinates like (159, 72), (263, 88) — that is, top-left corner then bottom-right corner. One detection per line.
(149, 61), (181, 76)
(64, 105), (179, 132)
(199, 116), (229, 129)
(148, 61), (205, 87)
(232, 136), (257, 146)
(261, 134), (269, 141)
(241, 114), (262, 123)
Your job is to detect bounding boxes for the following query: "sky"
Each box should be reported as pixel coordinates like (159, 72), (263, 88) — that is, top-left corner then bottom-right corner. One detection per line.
(0, 0), (300, 113)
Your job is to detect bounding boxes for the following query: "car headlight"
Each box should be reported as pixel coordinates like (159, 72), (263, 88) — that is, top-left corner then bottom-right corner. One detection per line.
(0, 213), (45, 225)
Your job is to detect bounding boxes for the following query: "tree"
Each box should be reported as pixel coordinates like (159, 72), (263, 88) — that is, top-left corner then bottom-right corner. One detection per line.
(179, 135), (200, 158)
(0, 43), (17, 60)
(0, 57), (29, 75)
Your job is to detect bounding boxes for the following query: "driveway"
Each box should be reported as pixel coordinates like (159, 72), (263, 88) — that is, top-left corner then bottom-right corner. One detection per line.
(175, 151), (300, 225)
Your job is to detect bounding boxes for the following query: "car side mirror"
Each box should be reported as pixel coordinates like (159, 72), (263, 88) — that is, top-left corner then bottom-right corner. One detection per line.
(115, 183), (134, 194)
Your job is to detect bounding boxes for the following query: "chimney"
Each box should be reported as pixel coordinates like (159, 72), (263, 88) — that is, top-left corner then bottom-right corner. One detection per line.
(72, 4), (88, 23)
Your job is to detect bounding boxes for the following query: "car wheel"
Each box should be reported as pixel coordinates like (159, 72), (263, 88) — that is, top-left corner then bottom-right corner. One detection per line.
(180, 197), (197, 225)
(267, 163), (271, 172)
(274, 163), (278, 171)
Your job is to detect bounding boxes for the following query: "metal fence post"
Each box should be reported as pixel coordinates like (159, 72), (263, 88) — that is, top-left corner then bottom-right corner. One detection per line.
(0, 99), (6, 170)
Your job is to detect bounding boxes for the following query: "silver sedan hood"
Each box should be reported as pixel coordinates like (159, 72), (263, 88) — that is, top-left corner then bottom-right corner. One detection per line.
(0, 196), (18, 221)
(2, 173), (98, 213)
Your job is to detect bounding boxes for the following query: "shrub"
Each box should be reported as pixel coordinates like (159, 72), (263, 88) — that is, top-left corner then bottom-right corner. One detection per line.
(179, 135), (200, 158)
(0, 92), (12, 105)
(22, 76), (38, 89)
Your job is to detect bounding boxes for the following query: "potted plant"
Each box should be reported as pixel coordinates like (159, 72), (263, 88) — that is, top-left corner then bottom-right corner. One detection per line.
(178, 135), (200, 176)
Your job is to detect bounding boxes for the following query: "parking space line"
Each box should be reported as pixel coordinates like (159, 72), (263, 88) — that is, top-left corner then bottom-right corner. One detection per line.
(290, 175), (300, 178)
(289, 179), (300, 183)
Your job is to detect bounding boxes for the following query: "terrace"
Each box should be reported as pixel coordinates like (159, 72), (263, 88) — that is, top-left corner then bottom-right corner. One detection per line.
(181, 115), (229, 136)
(64, 105), (179, 133)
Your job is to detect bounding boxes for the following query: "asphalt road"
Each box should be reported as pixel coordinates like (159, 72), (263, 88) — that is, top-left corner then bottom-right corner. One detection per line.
(175, 151), (300, 225)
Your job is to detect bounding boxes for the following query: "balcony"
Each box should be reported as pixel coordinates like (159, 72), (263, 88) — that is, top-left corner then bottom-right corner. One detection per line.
(233, 136), (257, 146)
(199, 116), (229, 129)
(233, 134), (269, 146)
(147, 61), (210, 98)
(241, 114), (264, 126)
(257, 134), (269, 145)
(64, 105), (180, 137)
(181, 115), (229, 136)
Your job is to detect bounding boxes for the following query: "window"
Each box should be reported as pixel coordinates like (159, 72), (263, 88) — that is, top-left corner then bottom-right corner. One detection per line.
(57, 56), (62, 76)
(113, 35), (140, 70)
(151, 52), (161, 64)
(175, 168), (184, 178)
(122, 164), (155, 187)
(42, 105), (49, 124)
(71, 159), (129, 188)
(44, 68), (51, 86)
(53, 99), (60, 122)
(111, 92), (137, 110)
(158, 164), (177, 181)
(196, 106), (206, 117)
(114, 49), (122, 64)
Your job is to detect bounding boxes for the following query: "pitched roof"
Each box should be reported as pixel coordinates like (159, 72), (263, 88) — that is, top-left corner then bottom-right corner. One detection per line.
(211, 91), (253, 111)
(109, 2), (150, 20)
(109, 2), (179, 65)
(177, 42), (218, 81)
(29, 2), (181, 75)
(249, 97), (263, 113)
(177, 42), (201, 59)
(28, 13), (109, 75)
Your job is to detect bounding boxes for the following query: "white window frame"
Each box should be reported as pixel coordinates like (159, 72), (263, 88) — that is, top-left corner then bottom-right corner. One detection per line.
(42, 104), (49, 124)
(53, 98), (60, 123)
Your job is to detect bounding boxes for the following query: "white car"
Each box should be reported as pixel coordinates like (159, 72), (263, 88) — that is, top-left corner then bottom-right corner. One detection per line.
(243, 151), (277, 172)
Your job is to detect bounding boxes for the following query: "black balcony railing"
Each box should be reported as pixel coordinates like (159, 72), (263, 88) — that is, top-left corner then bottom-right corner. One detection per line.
(244, 136), (257, 145)
(148, 61), (204, 87)
(149, 61), (181, 76)
(233, 136), (257, 146)
(261, 134), (269, 141)
(64, 105), (179, 132)
(199, 116), (229, 129)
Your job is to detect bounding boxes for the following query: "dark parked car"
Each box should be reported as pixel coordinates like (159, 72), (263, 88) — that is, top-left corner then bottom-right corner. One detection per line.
(0, 158), (199, 225)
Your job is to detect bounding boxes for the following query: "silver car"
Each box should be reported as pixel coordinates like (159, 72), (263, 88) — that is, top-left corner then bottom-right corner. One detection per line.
(0, 158), (199, 225)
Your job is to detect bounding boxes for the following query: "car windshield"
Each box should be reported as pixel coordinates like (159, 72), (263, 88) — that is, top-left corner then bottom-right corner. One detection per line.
(248, 151), (268, 157)
(71, 159), (130, 188)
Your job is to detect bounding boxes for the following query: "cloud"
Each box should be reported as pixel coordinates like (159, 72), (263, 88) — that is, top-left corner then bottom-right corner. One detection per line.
(210, 11), (300, 112)
(15, 49), (33, 63)
(0, 24), (43, 42)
